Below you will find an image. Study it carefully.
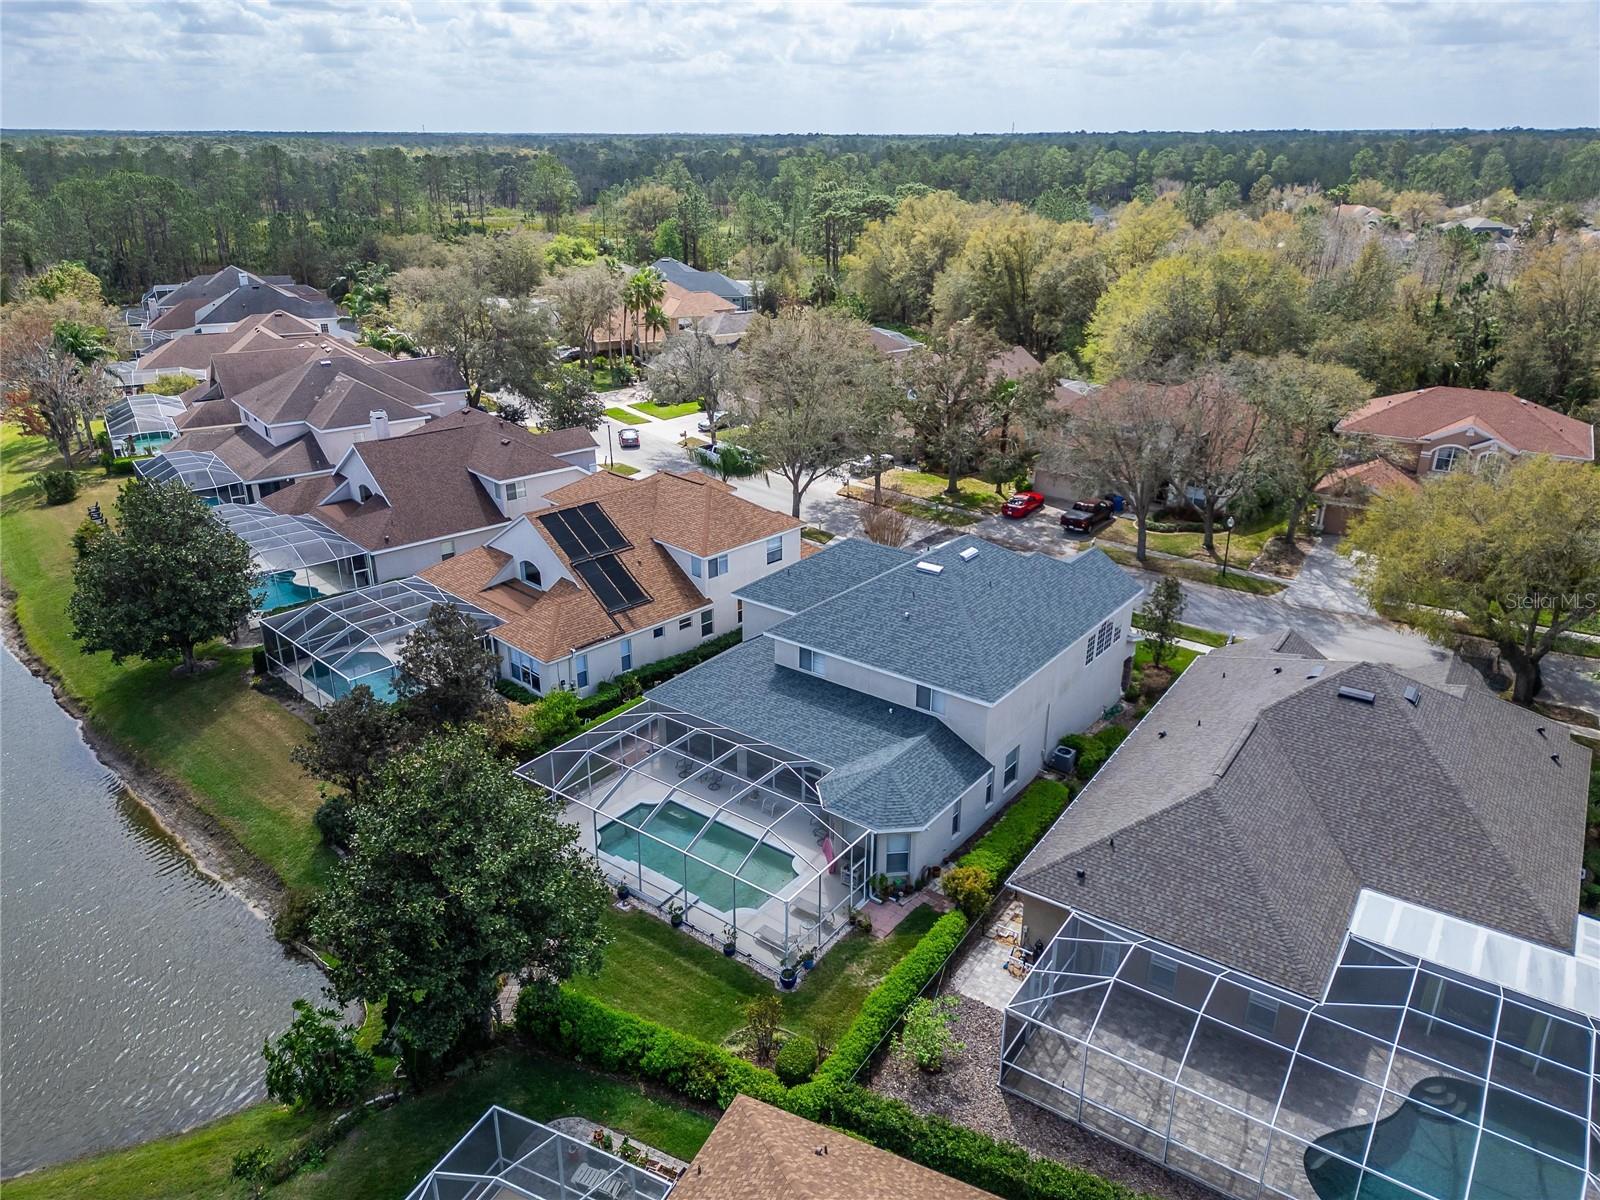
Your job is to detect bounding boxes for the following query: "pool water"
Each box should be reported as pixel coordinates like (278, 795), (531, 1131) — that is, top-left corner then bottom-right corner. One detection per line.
(598, 800), (799, 913)
(1306, 1076), (1586, 1200)
(305, 650), (398, 704)
(253, 571), (322, 613)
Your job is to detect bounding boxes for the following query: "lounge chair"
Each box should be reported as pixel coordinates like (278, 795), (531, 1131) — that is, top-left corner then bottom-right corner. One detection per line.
(571, 1163), (626, 1197)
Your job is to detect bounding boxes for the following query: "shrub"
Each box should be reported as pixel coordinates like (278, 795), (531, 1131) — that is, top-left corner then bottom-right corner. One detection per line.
(95, 430), (111, 451)
(939, 864), (994, 921)
(570, 631), (742, 720)
(515, 987), (786, 1109)
(231, 1144), (273, 1182)
(272, 887), (319, 944)
(36, 469), (78, 505)
(106, 456), (137, 476)
(815, 910), (967, 1086)
(525, 688), (582, 747)
(72, 519), (108, 558)
(1057, 727), (1130, 781)
(745, 994), (783, 1061)
(893, 995), (964, 1072)
(314, 793), (356, 851)
(957, 778), (1072, 882)
(252, 647), (269, 676)
(495, 678), (538, 704)
(262, 999), (376, 1111)
(775, 1034), (818, 1085)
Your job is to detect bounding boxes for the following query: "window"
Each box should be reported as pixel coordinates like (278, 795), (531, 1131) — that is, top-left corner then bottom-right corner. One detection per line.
(574, 653), (588, 689)
(1085, 618), (1115, 665)
(707, 553), (730, 579)
(439, 539), (457, 561)
(915, 685), (946, 715)
(1431, 445), (1464, 473)
(950, 801), (962, 837)
(736, 599), (744, 625)
(504, 480), (527, 501)
(701, 609), (713, 637)
(798, 647), (825, 676)
(984, 772), (995, 807)
(766, 536), (784, 565)
(653, 625), (665, 639)
(620, 638), (632, 671)
(1004, 745), (1019, 788)
(678, 616), (692, 631)
(1148, 954), (1178, 993)
(1244, 993), (1281, 1035)
(691, 557), (702, 579)
(519, 561), (541, 587)
(885, 834), (910, 876)
(357, 484), (373, 502)
(508, 648), (541, 693)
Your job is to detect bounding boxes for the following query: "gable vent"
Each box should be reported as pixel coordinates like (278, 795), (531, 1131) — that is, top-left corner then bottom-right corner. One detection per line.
(959, 546), (979, 561)
(916, 561), (944, 575)
(1337, 686), (1377, 704)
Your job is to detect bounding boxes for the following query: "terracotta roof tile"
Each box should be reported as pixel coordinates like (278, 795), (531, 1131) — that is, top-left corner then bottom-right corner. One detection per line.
(1338, 387), (1594, 460)
(1314, 457), (1421, 498)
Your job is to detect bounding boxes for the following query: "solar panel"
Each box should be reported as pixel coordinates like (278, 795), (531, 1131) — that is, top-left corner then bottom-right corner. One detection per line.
(573, 553), (650, 614)
(538, 502), (630, 564)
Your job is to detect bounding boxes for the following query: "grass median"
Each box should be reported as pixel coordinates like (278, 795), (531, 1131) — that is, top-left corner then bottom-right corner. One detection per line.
(1099, 542), (1286, 596)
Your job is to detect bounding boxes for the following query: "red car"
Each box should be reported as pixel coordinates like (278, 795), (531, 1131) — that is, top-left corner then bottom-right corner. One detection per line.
(1059, 498), (1114, 533)
(1001, 491), (1045, 519)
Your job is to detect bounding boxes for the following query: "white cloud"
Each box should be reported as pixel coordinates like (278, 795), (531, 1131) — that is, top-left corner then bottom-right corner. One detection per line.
(1, 0), (1594, 132)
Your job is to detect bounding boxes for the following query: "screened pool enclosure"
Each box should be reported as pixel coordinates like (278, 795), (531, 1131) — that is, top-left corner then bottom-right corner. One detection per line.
(214, 503), (369, 613)
(106, 394), (183, 455)
(519, 702), (873, 972)
(134, 448), (247, 504)
(405, 1106), (673, 1200)
(1001, 911), (1598, 1200)
(261, 578), (499, 706)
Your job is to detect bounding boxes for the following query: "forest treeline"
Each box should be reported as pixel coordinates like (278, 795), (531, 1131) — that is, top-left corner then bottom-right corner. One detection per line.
(2, 128), (1597, 295)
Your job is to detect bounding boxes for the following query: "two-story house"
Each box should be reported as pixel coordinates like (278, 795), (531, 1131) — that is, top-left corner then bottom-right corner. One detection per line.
(134, 266), (345, 346)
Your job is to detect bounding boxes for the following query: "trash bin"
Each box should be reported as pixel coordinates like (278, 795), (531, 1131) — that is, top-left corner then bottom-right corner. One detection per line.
(1108, 493), (1125, 513)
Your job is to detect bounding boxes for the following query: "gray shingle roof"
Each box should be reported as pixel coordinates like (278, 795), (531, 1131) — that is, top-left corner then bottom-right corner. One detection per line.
(735, 538), (914, 615)
(649, 258), (751, 304)
(1013, 637), (1590, 998)
(650, 637), (991, 831)
(767, 539), (1142, 703)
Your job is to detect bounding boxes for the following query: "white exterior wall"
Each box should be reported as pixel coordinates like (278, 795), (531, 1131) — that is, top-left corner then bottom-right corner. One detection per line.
(368, 525), (507, 582)
(659, 528), (801, 630)
(312, 416), (429, 461)
(477, 466), (593, 520)
(525, 608), (710, 696)
(740, 599), (794, 639)
(890, 774), (993, 878)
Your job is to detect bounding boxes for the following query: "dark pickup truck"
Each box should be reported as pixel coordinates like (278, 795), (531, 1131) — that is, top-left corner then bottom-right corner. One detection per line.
(1059, 498), (1114, 533)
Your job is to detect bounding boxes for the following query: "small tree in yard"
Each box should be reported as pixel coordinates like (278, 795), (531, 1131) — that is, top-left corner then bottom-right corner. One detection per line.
(1143, 577), (1187, 669)
(525, 688), (582, 749)
(313, 729), (611, 1086)
(396, 604), (505, 730)
(1345, 455), (1600, 704)
(689, 441), (764, 484)
(939, 864), (994, 921)
(262, 999), (375, 1111)
(859, 503), (912, 547)
(292, 685), (403, 806)
(70, 479), (257, 675)
(893, 995), (965, 1072)
(649, 327), (734, 444)
(744, 994), (783, 1062)
(533, 365), (606, 433)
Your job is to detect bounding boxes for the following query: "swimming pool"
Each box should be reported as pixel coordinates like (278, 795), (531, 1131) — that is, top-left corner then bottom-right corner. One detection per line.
(1306, 1075), (1587, 1200)
(304, 650), (398, 704)
(598, 800), (799, 913)
(253, 571), (322, 613)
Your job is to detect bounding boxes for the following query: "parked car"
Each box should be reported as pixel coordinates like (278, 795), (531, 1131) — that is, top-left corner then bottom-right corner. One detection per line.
(616, 428), (640, 450)
(1001, 490), (1045, 519)
(1059, 498), (1114, 533)
(697, 410), (730, 433)
(848, 453), (895, 477)
(1047, 744), (1078, 775)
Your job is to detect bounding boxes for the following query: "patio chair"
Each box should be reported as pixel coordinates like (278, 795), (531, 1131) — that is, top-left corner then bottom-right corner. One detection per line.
(675, 757), (693, 779)
(707, 770), (725, 792)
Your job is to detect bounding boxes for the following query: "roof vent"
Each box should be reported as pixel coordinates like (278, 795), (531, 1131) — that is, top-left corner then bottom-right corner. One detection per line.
(319, 358), (332, 366)
(1536, 726), (1547, 739)
(1551, 753), (1561, 766)
(1307, 664), (1325, 678)
(1075, 869), (1087, 885)
(1403, 684), (1420, 706)
(959, 546), (979, 561)
(915, 561), (944, 575)
(1337, 686), (1377, 704)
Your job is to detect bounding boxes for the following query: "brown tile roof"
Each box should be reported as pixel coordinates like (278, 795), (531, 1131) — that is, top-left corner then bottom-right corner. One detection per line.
(672, 1096), (998, 1200)
(546, 469), (798, 556)
(988, 344), (1042, 382)
(1314, 457), (1421, 499)
(1338, 387), (1594, 460)
(167, 425), (331, 482)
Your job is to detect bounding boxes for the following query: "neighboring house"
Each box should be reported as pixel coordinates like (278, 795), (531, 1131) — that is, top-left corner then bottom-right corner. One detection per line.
(134, 265), (344, 345)
(1003, 633), (1597, 1200)
(1332, 202), (1387, 226)
(1032, 378), (1191, 505)
(649, 257), (754, 310)
(697, 308), (757, 346)
(593, 279), (736, 356)
(869, 326), (923, 360)
(518, 536), (1141, 970)
(418, 469), (800, 697)
(106, 309), (341, 390)
(1438, 215), (1518, 240)
(1311, 455), (1422, 534)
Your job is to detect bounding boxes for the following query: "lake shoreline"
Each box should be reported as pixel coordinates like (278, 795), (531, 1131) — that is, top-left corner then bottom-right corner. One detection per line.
(0, 590), (287, 920)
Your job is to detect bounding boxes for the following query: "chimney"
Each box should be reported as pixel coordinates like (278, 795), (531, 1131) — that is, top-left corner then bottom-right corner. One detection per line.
(370, 410), (391, 439)
(237, 271), (249, 288)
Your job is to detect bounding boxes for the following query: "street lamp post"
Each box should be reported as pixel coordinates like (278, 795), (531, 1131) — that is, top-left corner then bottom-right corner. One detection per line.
(1222, 515), (1236, 577)
(606, 421), (614, 468)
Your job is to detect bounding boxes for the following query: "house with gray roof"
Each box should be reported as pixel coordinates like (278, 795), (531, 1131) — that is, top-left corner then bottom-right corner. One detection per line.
(1000, 633), (1597, 1200)
(519, 536), (1141, 972)
(649, 258), (753, 309)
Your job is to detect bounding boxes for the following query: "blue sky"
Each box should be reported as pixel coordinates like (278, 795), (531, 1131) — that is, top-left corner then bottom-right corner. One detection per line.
(2, 0), (1596, 133)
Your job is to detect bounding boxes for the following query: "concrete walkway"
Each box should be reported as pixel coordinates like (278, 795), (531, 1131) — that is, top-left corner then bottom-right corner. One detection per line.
(1281, 537), (1378, 617)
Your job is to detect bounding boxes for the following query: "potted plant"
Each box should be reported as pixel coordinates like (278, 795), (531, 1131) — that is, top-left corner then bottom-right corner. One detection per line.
(616, 880), (630, 901)
(721, 925), (737, 957)
(668, 901), (684, 928)
(801, 946), (816, 971)
(871, 873), (890, 902)
(778, 950), (798, 990)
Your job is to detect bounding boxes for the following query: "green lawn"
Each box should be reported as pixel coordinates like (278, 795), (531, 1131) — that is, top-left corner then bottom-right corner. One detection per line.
(883, 469), (1006, 512)
(585, 366), (633, 393)
(1097, 511), (1286, 567)
(1133, 638), (1200, 676)
(604, 406), (648, 425)
(1098, 543), (1286, 596)
(568, 905), (939, 1045)
(1131, 612), (1232, 648)
(0, 429), (331, 891)
(631, 400), (701, 420)
(607, 463), (642, 477)
(7, 1051), (713, 1200)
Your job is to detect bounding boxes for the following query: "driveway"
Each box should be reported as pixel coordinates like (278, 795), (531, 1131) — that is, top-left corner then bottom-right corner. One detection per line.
(1281, 537), (1377, 617)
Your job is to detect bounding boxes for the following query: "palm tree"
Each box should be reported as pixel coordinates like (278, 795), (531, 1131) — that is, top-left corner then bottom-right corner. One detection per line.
(642, 304), (669, 359)
(622, 268), (665, 363)
(688, 441), (764, 484)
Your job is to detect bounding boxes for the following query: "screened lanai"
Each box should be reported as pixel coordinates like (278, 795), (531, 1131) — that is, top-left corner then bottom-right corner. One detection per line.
(214, 503), (369, 613)
(135, 448), (247, 504)
(106, 394), (184, 455)
(1001, 911), (1598, 1200)
(519, 702), (872, 972)
(261, 578), (500, 706)
(405, 1106), (673, 1200)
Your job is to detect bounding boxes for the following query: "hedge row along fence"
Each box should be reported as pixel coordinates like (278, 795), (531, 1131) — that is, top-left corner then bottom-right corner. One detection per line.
(575, 630), (742, 720)
(516, 899), (1154, 1200)
(958, 777), (1074, 882)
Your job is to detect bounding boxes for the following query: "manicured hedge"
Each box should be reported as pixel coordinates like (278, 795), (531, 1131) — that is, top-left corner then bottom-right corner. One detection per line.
(495, 678), (538, 704)
(1058, 726), (1130, 782)
(573, 630), (742, 719)
(958, 778), (1073, 881)
(514, 986), (786, 1109)
(812, 910), (968, 1086)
